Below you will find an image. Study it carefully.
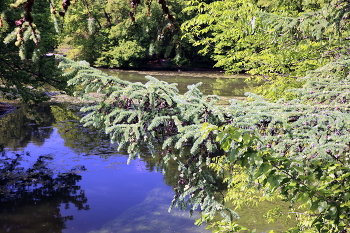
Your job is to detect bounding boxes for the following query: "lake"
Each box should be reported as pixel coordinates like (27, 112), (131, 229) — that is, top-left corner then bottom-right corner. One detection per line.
(0, 70), (290, 233)
(0, 102), (211, 233)
(99, 69), (254, 98)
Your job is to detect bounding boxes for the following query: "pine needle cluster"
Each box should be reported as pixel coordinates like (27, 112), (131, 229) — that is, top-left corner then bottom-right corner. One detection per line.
(60, 56), (350, 230)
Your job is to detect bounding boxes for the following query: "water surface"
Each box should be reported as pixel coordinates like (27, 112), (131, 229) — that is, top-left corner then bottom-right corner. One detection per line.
(100, 69), (254, 98)
(0, 103), (209, 233)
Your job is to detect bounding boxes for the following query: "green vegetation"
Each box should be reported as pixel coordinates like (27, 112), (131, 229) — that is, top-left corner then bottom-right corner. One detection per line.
(182, 0), (350, 100)
(4, 0), (349, 100)
(0, 0), (72, 104)
(2, 0), (350, 232)
(58, 56), (350, 232)
(54, 0), (213, 68)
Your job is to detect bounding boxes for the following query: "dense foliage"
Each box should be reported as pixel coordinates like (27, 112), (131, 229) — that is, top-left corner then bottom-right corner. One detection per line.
(52, 0), (214, 68)
(5, 0), (349, 100)
(58, 55), (350, 232)
(182, 0), (350, 100)
(3, 0), (215, 69)
(58, 56), (238, 218)
(205, 58), (350, 231)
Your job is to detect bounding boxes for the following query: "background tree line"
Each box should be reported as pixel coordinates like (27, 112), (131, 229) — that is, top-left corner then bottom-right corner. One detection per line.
(1, 0), (349, 101)
(54, 0), (349, 80)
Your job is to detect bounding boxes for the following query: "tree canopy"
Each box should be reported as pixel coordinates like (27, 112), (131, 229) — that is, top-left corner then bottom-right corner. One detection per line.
(2, 0), (214, 69)
(182, 0), (350, 100)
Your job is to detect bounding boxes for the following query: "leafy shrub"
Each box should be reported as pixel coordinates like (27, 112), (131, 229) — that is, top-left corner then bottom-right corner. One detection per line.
(96, 40), (146, 68)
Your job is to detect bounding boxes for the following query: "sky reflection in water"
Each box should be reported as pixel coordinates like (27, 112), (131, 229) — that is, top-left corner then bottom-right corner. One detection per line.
(0, 106), (209, 233)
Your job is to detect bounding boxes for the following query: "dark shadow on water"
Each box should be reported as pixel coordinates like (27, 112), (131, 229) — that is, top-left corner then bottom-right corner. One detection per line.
(0, 151), (89, 233)
(0, 102), (209, 233)
(0, 103), (56, 150)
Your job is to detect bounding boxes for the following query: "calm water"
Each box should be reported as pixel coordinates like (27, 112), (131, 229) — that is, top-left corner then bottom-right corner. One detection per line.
(0, 103), (209, 233)
(100, 69), (255, 98)
(0, 71), (290, 233)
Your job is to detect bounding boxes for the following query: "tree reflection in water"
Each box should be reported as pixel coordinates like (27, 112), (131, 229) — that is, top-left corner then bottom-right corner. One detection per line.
(0, 149), (89, 233)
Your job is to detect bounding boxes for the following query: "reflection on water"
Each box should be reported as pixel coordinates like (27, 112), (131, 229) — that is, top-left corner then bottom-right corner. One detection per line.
(0, 72), (287, 233)
(100, 69), (255, 98)
(90, 187), (205, 233)
(0, 103), (209, 233)
(50, 105), (119, 156)
(0, 151), (88, 233)
(0, 104), (55, 150)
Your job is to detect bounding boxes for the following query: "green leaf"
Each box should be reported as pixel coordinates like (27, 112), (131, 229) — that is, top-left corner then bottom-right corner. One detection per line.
(242, 133), (251, 144)
(318, 201), (328, 213)
(253, 155), (263, 166)
(230, 131), (243, 142)
(221, 140), (231, 151)
(310, 200), (320, 212)
(329, 206), (337, 216)
(216, 131), (225, 142)
(296, 192), (309, 204)
(240, 155), (249, 167)
(254, 162), (272, 178)
(267, 176), (280, 189)
(229, 149), (238, 162)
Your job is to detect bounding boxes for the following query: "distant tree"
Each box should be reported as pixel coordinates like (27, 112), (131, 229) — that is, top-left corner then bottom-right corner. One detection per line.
(181, 0), (350, 100)
(56, 0), (213, 68)
(2, 0), (214, 69)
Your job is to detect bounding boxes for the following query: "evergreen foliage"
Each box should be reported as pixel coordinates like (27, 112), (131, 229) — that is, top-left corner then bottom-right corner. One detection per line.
(202, 58), (350, 232)
(3, 0), (350, 231)
(59, 55), (350, 231)
(59, 56), (238, 219)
